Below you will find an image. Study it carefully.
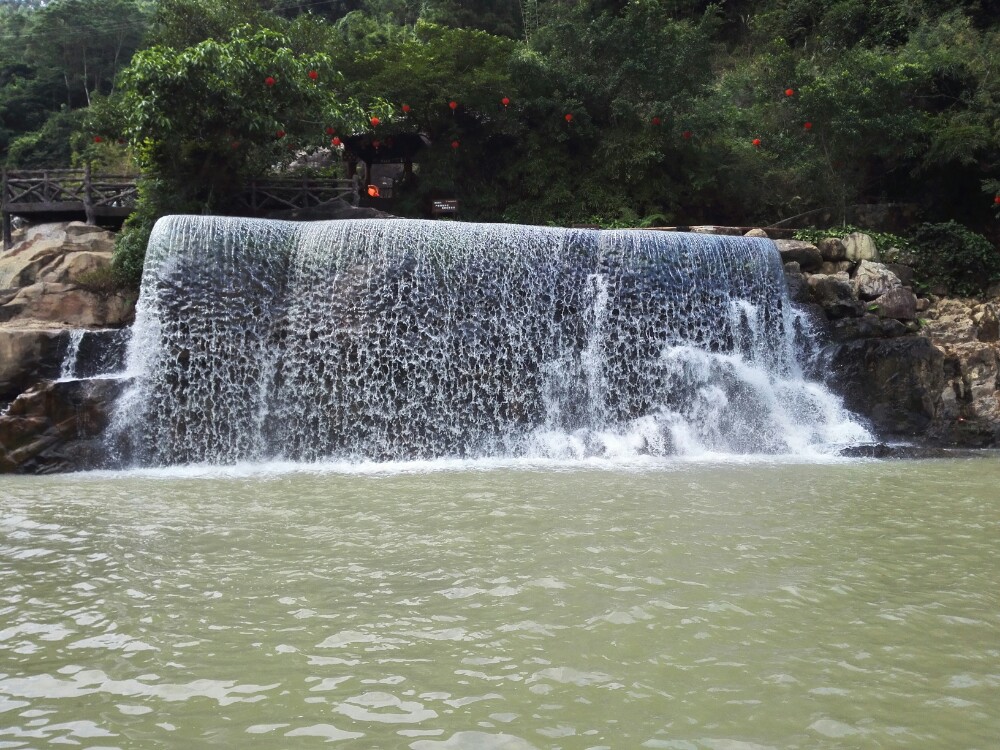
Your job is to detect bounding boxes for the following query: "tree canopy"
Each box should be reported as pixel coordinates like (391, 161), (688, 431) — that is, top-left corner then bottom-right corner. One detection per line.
(1, 0), (998, 237)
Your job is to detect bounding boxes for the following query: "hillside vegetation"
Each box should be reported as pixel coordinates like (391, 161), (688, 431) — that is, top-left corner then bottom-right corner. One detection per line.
(2, 0), (999, 281)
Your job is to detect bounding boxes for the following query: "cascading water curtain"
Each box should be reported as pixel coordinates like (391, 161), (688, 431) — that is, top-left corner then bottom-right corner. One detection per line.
(110, 216), (870, 466)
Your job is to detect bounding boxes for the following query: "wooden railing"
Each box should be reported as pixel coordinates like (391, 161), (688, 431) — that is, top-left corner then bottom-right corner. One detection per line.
(2, 167), (136, 248)
(236, 176), (359, 214)
(2, 169), (360, 249)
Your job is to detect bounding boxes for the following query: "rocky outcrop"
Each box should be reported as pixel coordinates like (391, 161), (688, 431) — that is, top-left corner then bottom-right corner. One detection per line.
(0, 328), (67, 402)
(769, 229), (1000, 447)
(0, 222), (134, 328)
(832, 336), (945, 436)
(1, 222), (133, 472)
(921, 298), (1000, 446)
(0, 377), (127, 474)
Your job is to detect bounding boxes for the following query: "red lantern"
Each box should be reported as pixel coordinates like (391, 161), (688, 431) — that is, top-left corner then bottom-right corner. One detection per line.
(370, 116), (380, 127)
(372, 140), (380, 149)
(804, 121), (813, 130)
(752, 138), (762, 148)
(994, 195), (1000, 205)
(682, 130), (693, 140)
(651, 116), (661, 126)
(308, 70), (318, 80)
(785, 88), (794, 97)
(331, 137), (342, 146)
(276, 129), (286, 138)
(451, 139), (460, 149)
(501, 97), (510, 107)
(564, 113), (573, 123)
(265, 76), (276, 87)
(93, 136), (103, 143)
(402, 103), (411, 113)
(326, 126), (335, 135)
(449, 100), (458, 110)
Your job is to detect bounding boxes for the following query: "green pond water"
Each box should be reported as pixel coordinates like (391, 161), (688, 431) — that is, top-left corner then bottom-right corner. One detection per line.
(1, 458), (999, 749)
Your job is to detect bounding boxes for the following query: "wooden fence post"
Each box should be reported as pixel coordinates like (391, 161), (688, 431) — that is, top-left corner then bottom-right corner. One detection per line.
(83, 164), (96, 226)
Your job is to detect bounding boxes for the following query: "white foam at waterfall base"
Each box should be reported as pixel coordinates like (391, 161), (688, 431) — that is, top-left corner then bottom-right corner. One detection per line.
(108, 216), (872, 468)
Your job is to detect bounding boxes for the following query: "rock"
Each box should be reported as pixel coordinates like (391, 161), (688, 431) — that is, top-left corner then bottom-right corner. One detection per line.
(872, 287), (917, 320)
(744, 228), (769, 238)
(884, 263), (915, 288)
(820, 261), (853, 275)
(853, 260), (902, 300)
(843, 232), (879, 263)
(915, 297), (930, 313)
(774, 239), (823, 272)
(688, 225), (746, 236)
(831, 336), (945, 437)
(0, 282), (133, 327)
(0, 327), (67, 404)
(921, 299), (978, 344)
(829, 314), (909, 341)
(784, 264), (810, 303)
(972, 304), (999, 342)
(0, 377), (128, 474)
(817, 237), (847, 261)
(0, 222), (116, 288)
(808, 273), (864, 318)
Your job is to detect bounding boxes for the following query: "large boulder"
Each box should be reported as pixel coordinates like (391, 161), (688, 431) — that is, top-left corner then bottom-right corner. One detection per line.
(853, 260), (901, 300)
(0, 327), (67, 403)
(807, 273), (864, 318)
(843, 232), (879, 263)
(0, 282), (133, 327)
(774, 239), (823, 271)
(831, 336), (945, 437)
(873, 287), (917, 320)
(0, 222), (116, 288)
(817, 237), (847, 261)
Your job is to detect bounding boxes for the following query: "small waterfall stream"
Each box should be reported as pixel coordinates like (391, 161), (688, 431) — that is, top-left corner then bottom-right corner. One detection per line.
(111, 216), (870, 466)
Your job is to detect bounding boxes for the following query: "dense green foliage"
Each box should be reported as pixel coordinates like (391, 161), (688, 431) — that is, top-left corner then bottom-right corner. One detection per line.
(1, 0), (998, 285)
(909, 221), (1000, 296)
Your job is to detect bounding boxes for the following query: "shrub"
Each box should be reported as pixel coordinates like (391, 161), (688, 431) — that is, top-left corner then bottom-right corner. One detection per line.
(908, 221), (1000, 296)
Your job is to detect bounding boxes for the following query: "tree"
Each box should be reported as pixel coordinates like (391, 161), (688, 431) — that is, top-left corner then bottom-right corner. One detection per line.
(114, 25), (371, 210)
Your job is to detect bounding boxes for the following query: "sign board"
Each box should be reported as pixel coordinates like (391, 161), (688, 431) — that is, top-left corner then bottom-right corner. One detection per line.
(431, 199), (459, 216)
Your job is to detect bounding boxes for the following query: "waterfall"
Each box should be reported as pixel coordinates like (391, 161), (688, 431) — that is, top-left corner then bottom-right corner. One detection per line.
(111, 216), (870, 466)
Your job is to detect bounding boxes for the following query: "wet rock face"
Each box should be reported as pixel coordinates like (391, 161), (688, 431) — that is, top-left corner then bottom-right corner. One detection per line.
(0, 377), (127, 474)
(831, 336), (945, 437)
(0, 328), (66, 404)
